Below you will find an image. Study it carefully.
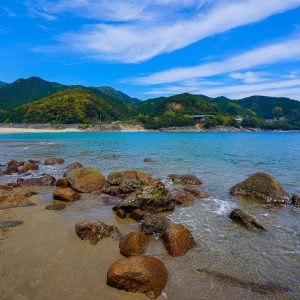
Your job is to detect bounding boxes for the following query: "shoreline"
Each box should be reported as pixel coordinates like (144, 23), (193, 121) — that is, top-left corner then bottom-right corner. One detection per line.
(0, 124), (299, 134)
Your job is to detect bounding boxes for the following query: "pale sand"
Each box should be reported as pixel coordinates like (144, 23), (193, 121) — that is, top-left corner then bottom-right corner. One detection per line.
(0, 128), (81, 134)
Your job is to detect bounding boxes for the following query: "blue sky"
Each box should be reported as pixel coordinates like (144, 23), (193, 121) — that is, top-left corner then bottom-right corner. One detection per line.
(1, 0), (300, 100)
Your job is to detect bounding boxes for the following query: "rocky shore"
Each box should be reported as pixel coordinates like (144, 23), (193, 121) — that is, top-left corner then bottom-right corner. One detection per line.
(0, 157), (297, 299)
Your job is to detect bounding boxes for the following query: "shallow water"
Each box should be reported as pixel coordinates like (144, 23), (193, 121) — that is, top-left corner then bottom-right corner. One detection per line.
(0, 132), (300, 299)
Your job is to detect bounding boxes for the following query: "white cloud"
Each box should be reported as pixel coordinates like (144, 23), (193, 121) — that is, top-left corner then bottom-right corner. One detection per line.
(29, 0), (300, 62)
(135, 37), (300, 84)
(229, 71), (269, 84)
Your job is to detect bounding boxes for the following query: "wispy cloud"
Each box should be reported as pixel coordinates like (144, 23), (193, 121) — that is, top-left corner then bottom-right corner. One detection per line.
(28, 0), (300, 62)
(0, 6), (17, 17)
(135, 36), (300, 84)
(229, 71), (269, 84)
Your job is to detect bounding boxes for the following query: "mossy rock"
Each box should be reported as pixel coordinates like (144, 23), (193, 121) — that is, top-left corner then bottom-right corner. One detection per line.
(230, 172), (289, 204)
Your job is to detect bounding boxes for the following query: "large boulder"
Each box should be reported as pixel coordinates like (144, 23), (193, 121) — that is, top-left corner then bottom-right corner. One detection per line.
(44, 158), (65, 165)
(229, 209), (266, 231)
(75, 220), (119, 245)
(230, 172), (289, 204)
(115, 180), (173, 213)
(67, 167), (105, 193)
(292, 194), (300, 208)
(168, 174), (202, 185)
(53, 188), (81, 202)
(66, 162), (83, 172)
(107, 170), (152, 186)
(4, 160), (24, 175)
(162, 224), (196, 256)
(17, 174), (56, 187)
(18, 162), (39, 174)
(142, 214), (170, 235)
(0, 193), (35, 210)
(56, 177), (70, 188)
(119, 232), (150, 257)
(107, 256), (168, 299)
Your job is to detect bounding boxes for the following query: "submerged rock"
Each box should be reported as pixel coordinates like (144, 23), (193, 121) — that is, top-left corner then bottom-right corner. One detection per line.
(67, 167), (105, 193)
(0, 193), (35, 210)
(107, 256), (168, 299)
(292, 194), (300, 207)
(75, 220), (119, 245)
(107, 170), (152, 186)
(44, 158), (65, 165)
(129, 209), (145, 221)
(142, 214), (170, 235)
(119, 232), (150, 257)
(144, 158), (155, 163)
(116, 180), (173, 213)
(172, 192), (194, 205)
(168, 174), (202, 185)
(162, 224), (196, 256)
(0, 220), (23, 229)
(53, 188), (81, 202)
(18, 162), (39, 174)
(229, 209), (266, 231)
(183, 187), (210, 198)
(56, 177), (70, 188)
(45, 203), (66, 210)
(230, 172), (289, 204)
(17, 174), (56, 186)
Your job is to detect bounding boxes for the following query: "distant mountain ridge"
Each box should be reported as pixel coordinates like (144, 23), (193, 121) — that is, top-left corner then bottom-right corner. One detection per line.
(0, 81), (8, 87)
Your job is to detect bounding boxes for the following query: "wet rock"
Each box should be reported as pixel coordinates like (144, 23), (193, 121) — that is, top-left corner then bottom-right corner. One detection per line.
(183, 187), (210, 198)
(44, 158), (65, 165)
(107, 170), (152, 186)
(168, 174), (202, 185)
(292, 194), (300, 207)
(116, 208), (126, 219)
(53, 188), (81, 202)
(144, 158), (154, 163)
(119, 179), (146, 194)
(56, 177), (71, 188)
(172, 192), (193, 205)
(18, 162), (39, 174)
(45, 203), (66, 210)
(7, 182), (19, 188)
(142, 214), (170, 235)
(229, 209), (266, 231)
(7, 159), (24, 168)
(107, 256), (168, 299)
(162, 224), (196, 256)
(9, 187), (37, 198)
(0, 193), (35, 210)
(230, 172), (289, 204)
(75, 220), (119, 245)
(0, 184), (14, 191)
(17, 174), (56, 187)
(0, 220), (23, 229)
(116, 180), (173, 213)
(119, 232), (150, 257)
(66, 162), (83, 172)
(28, 159), (40, 164)
(102, 185), (123, 197)
(129, 209), (145, 221)
(4, 159), (24, 175)
(67, 167), (105, 193)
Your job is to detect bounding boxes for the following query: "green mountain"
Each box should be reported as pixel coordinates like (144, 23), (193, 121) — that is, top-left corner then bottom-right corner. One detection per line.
(98, 86), (142, 106)
(0, 81), (7, 87)
(0, 77), (68, 110)
(8, 87), (137, 124)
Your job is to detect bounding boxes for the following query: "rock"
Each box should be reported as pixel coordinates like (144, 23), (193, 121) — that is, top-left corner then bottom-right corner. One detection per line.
(107, 170), (152, 186)
(144, 158), (154, 163)
(116, 208), (126, 219)
(142, 214), (170, 235)
(18, 162), (39, 174)
(119, 232), (150, 257)
(230, 172), (289, 204)
(9, 187), (37, 198)
(56, 177), (71, 188)
(119, 179), (146, 194)
(116, 180), (173, 213)
(168, 174), (202, 185)
(172, 192), (194, 205)
(229, 209), (266, 231)
(102, 185), (123, 197)
(107, 256), (168, 299)
(162, 224), (196, 256)
(45, 203), (66, 210)
(0, 220), (23, 229)
(7, 182), (19, 188)
(292, 194), (300, 207)
(67, 167), (105, 193)
(0, 193), (35, 210)
(0, 184), (14, 191)
(183, 187), (210, 198)
(129, 209), (145, 221)
(28, 159), (40, 164)
(75, 220), (119, 245)
(17, 174), (56, 186)
(66, 162), (83, 172)
(4, 159), (24, 175)
(44, 158), (65, 165)
(53, 188), (81, 202)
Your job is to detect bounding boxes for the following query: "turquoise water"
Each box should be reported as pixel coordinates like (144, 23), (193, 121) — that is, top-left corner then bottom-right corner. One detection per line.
(1, 132), (300, 299)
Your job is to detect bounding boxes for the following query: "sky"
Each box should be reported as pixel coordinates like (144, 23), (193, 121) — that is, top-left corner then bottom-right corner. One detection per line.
(1, 0), (300, 100)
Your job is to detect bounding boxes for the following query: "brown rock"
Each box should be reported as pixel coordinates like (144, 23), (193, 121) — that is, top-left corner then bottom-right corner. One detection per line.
(173, 192), (193, 205)
(67, 167), (105, 193)
(44, 158), (65, 165)
(142, 214), (170, 235)
(229, 209), (266, 231)
(168, 174), (202, 185)
(107, 170), (152, 186)
(66, 162), (83, 172)
(107, 256), (168, 299)
(292, 194), (300, 207)
(183, 187), (210, 198)
(0, 193), (35, 210)
(162, 224), (196, 256)
(17, 174), (56, 187)
(4, 159), (24, 175)
(75, 220), (119, 244)
(0, 184), (14, 191)
(45, 203), (66, 210)
(53, 188), (81, 202)
(18, 162), (39, 174)
(144, 158), (154, 163)
(119, 232), (150, 257)
(102, 185), (123, 196)
(116, 208), (126, 219)
(129, 209), (144, 221)
(56, 177), (70, 188)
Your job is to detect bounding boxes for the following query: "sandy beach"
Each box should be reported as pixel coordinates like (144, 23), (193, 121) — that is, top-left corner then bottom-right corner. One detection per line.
(0, 127), (81, 134)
